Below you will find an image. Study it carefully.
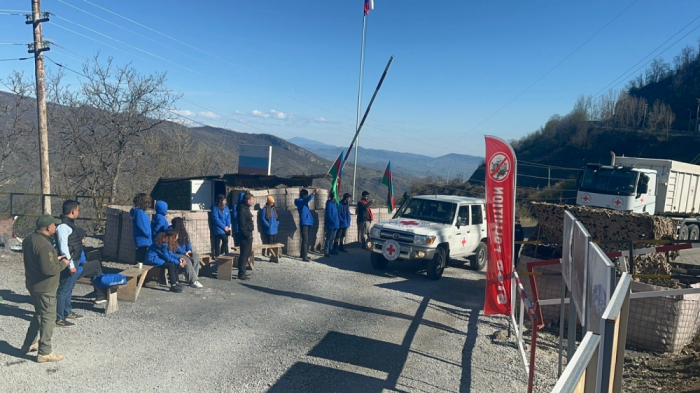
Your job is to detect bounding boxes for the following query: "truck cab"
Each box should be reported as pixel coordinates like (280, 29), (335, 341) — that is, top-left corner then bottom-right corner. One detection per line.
(576, 164), (657, 214)
(368, 195), (487, 280)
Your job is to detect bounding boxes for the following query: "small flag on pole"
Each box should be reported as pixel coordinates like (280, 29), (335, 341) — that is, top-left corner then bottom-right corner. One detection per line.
(364, 0), (374, 15)
(329, 150), (344, 205)
(382, 161), (395, 213)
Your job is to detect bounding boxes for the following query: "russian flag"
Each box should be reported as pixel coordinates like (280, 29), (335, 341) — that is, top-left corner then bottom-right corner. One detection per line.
(364, 0), (374, 15)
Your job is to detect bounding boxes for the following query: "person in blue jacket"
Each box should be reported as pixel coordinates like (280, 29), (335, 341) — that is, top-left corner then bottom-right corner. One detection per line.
(151, 200), (169, 239)
(210, 194), (231, 257)
(145, 230), (186, 293)
(260, 196), (279, 257)
(130, 193), (152, 264)
(171, 217), (203, 288)
(324, 191), (340, 257)
(334, 193), (352, 253)
(231, 192), (246, 247)
(295, 188), (317, 262)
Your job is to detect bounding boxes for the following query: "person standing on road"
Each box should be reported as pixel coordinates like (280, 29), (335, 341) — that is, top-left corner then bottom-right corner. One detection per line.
(295, 188), (317, 262)
(55, 200), (88, 328)
(237, 193), (255, 280)
(21, 214), (71, 363)
(131, 193), (152, 264)
(260, 196), (279, 257)
(231, 191), (246, 248)
(211, 194), (232, 257)
(356, 191), (374, 249)
(324, 192), (340, 257)
(335, 193), (352, 253)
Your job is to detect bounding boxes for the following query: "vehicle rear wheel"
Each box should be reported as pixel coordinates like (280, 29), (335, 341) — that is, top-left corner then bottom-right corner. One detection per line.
(427, 247), (446, 280)
(690, 225), (699, 241)
(680, 225), (690, 241)
(370, 252), (388, 269)
(469, 242), (487, 271)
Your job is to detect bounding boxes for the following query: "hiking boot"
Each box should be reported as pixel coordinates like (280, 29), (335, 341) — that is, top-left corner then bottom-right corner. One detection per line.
(170, 284), (184, 293)
(66, 313), (84, 320)
(55, 319), (76, 328)
(21, 342), (39, 353)
(324, 253), (330, 258)
(37, 352), (64, 363)
(302, 257), (310, 262)
(237, 274), (251, 281)
(190, 281), (203, 288)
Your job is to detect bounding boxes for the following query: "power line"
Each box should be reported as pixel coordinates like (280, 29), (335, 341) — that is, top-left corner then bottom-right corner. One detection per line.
(45, 55), (87, 77)
(593, 13), (700, 98)
(452, 0), (640, 145)
(0, 57), (31, 61)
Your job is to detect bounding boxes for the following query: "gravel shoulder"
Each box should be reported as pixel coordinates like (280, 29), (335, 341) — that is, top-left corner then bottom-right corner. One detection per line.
(0, 245), (558, 392)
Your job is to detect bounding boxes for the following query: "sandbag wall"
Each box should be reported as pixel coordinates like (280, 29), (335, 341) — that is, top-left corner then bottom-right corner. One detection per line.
(103, 189), (391, 264)
(520, 202), (698, 353)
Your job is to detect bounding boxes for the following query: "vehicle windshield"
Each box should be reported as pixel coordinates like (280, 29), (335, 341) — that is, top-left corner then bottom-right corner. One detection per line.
(396, 198), (456, 224)
(580, 167), (638, 196)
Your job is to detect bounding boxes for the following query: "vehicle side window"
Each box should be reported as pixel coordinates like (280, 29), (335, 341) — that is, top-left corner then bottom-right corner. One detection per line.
(457, 206), (470, 225)
(471, 205), (483, 225)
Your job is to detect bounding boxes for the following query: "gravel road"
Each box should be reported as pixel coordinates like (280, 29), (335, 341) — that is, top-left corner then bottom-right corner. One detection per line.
(0, 245), (558, 392)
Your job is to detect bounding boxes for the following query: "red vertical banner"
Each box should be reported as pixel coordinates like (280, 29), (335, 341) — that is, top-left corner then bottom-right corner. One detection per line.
(484, 136), (516, 316)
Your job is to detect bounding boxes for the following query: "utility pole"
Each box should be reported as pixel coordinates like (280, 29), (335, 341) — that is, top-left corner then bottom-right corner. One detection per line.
(548, 166), (551, 188)
(446, 167), (450, 184)
(695, 98), (700, 133)
(27, 0), (52, 214)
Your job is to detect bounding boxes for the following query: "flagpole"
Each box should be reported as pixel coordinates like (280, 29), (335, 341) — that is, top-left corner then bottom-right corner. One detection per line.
(352, 12), (368, 203)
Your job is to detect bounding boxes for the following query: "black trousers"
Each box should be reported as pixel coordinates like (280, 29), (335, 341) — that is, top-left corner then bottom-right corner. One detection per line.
(167, 263), (179, 286)
(238, 236), (253, 277)
(263, 234), (277, 256)
(300, 225), (310, 258)
(214, 234), (229, 256)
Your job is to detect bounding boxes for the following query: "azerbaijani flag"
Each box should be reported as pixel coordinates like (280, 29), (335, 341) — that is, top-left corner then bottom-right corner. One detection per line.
(364, 0), (374, 15)
(329, 150), (344, 205)
(382, 161), (395, 213)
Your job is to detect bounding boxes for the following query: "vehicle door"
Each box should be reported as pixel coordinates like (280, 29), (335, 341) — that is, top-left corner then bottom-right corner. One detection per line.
(451, 205), (471, 256)
(466, 205), (485, 253)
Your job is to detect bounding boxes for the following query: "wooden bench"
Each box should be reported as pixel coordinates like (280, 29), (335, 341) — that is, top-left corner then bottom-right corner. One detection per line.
(231, 243), (284, 263)
(75, 265), (153, 315)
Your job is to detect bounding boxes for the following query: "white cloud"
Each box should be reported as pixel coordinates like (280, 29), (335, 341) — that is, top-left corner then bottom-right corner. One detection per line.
(251, 109), (270, 119)
(171, 109), (196, 117)
(198, 111), (220, 119)
(250, 109), (290, 120)
(314, 117), (328, 123)
(270, 109), (289, 120)
(172, 117), (193, 126)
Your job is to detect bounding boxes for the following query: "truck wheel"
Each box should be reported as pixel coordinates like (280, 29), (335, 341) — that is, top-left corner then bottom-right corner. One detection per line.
(370, 252), (388, 269)
(427, 247), (446, 280)
(680, 225), (690, 241)
(690, 225), (700, 241)
(469, 242), (487, 271)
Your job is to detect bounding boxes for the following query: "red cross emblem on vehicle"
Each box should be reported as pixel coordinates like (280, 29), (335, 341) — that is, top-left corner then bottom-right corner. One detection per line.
(399, 220), (420, 226)
(386, 244), (397, 256)
(614, 198), (622, 206)
(461, 237), (467, 247)
(640, 197), (644, 203)
(582, 195), (590, 203)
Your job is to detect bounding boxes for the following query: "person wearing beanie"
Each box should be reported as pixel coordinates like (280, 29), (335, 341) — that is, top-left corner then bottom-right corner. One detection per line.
(295, 188), (317, 261)
(324, 191), (340, 257)
(356, 191), (375, 249)
(335, 193), (352, 252)
(260, 195), (279, 257)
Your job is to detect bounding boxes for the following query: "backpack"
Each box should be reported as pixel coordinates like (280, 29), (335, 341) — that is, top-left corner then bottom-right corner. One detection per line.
(92, 273), (128, 289)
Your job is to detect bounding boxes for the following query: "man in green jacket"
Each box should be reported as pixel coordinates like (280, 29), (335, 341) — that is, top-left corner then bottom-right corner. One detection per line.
(20, 214), (71, 363)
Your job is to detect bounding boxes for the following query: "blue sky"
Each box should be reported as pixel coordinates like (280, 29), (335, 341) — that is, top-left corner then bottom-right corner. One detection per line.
(1, 0), (699, 158)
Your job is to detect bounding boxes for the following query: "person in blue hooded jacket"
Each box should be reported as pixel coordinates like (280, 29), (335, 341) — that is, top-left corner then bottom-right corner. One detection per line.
(231, 191), (246, 247)
(210, 194), (231, 257)
(334, 193), (352, 253)
(151, 200), (169, 239)
(324, 191), (340, 257)
(260, 195), (279, 257)
(145, 230), (186, 293)
(130, 193), (152, 264)
(295, 188), (317, 262)
(171, 217), (203, 288)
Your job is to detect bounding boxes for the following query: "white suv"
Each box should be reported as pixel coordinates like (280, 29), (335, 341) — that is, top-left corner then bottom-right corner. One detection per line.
(368, 195), (488, 280)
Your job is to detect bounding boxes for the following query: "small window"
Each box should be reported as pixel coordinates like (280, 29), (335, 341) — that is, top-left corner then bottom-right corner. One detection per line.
(457, 205), (470, 225)
(471, 205), (483, 225)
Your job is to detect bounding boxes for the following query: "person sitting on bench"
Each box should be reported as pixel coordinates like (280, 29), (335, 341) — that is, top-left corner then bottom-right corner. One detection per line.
(145, 230), (186, 293)
(171, 217), (203, 289)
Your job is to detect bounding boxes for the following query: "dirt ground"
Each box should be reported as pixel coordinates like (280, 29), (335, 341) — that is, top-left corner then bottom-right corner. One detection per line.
(623, 340), (700, 393)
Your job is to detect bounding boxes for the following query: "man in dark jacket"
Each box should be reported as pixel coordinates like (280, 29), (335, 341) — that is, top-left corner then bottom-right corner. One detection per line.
(324, 192), (340, 257)
(21, 214), (71, 363)
(237, 193), (255, 280)
(231, 191), (246, 248)
(55, 200), (88, 328)
(356, 191), (374, 249)
(295, 188), (317, 262)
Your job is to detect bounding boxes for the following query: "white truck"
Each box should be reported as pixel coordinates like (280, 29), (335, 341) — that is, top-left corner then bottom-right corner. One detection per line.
(368, 195), (488, 280)
(576, 154), (700, 239)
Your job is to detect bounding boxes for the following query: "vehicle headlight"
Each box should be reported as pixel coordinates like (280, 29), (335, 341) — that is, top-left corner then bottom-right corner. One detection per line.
(371, 227), (382, 238)
(414, 235), (436, 245)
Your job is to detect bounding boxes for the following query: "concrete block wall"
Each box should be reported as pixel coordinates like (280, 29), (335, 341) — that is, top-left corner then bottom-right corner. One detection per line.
(519, 255), (700, 353)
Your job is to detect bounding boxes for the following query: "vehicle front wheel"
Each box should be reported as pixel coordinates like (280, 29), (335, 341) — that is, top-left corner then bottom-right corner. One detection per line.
(427, 247), (446, 280)
(371, 252), (388, 269)
(680, 225), (690, 241)
(469, 242), (487, 271)
(690, 224), (699, 241)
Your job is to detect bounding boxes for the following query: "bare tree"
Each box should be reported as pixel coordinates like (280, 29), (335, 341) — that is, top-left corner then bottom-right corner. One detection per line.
(0, 72), (38, 189)
(47, 56), (181, 203)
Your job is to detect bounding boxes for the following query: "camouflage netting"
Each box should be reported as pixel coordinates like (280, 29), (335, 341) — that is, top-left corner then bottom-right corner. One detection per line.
(527, 202), (680, 288)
